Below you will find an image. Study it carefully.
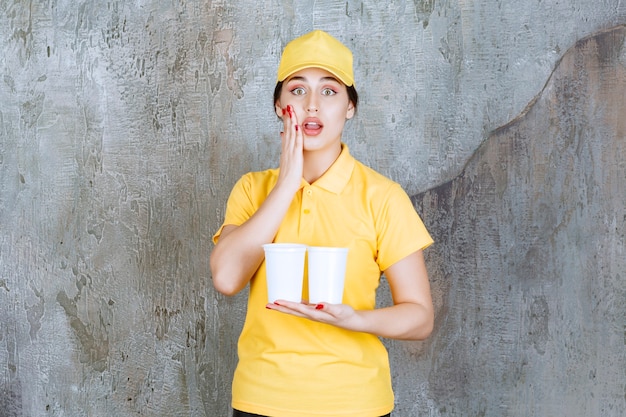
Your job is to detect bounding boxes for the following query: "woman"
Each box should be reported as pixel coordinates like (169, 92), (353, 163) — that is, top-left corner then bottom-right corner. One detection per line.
(211, 30), (434, 417)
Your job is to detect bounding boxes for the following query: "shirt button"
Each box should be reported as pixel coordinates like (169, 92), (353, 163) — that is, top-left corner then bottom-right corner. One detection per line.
(303, 209), (311, 214)
(306, 189), (313, 196)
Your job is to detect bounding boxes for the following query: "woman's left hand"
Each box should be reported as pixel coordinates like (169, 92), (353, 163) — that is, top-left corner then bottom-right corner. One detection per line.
(266, 300), (363, 330)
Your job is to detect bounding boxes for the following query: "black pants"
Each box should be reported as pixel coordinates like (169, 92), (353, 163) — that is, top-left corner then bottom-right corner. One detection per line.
(233, 410), (391, 417)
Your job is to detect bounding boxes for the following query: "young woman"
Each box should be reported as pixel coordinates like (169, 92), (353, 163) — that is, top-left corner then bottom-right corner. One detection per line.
(210, 30), (434, 417)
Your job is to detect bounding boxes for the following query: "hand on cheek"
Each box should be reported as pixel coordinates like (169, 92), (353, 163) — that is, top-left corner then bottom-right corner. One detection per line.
(282, 105), (299, 132)
(276, 104), (304, 192)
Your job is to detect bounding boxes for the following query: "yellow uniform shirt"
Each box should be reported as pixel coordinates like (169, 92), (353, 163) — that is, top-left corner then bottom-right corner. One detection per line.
(213, 145), (433, 417)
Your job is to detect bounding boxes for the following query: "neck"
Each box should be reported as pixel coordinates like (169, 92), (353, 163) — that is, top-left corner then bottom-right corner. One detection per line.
(302, 144), (342, 184)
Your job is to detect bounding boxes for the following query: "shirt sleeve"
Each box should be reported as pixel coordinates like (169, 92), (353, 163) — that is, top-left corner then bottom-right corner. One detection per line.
(375, 183), (433, 271)
(212, 173), (256, 244)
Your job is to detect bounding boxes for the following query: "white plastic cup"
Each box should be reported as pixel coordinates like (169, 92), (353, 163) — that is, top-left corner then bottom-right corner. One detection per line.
(307, 246), (349, 304)
(262, 243), (307, 303)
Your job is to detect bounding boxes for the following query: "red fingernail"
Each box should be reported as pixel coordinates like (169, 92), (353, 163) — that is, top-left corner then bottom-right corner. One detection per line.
(282, 108), (287, 116)
(287, 105), (293, 117)
(266, 305), (271, 309)
(295, 125), (299, 131)
(315, 304), (324, 310)
(274, 302), (281, 306)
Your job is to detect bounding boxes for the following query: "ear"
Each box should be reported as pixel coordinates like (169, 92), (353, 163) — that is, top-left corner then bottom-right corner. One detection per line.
(345, 102), (355, 120)
(275, 101), (284, 119)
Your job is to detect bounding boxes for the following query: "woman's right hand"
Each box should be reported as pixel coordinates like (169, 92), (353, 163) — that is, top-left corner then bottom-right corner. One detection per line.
(276, 105), (304, 194)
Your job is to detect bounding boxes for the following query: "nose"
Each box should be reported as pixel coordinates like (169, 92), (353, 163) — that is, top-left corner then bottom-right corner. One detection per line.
(306, 95), (318, 112)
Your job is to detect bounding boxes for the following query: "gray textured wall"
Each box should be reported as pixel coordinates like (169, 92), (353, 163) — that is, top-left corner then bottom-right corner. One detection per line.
(1, 1), (625, 416)
(410, 26), (626, 416)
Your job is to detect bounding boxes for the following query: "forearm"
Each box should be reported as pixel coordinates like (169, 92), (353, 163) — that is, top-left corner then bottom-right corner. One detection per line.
(361, 251), (434, 340)
(355, 302), (434, 340)
(210, 184), (296, 295)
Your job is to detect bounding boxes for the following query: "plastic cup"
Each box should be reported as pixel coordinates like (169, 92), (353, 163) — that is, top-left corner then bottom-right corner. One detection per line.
(307, 246), (349, 304)
(262, 243), (307, 303)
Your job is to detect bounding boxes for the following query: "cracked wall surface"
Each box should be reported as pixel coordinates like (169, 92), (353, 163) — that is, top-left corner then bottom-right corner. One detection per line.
(1, 1), (625, 416)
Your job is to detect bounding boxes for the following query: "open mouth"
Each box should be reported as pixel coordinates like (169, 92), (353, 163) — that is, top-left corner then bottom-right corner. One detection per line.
(304, 122), (321, 130)
(302, 120), (323, 135)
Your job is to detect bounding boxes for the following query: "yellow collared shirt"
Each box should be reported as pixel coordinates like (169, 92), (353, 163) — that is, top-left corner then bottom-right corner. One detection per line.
(213, 145), (433, 417)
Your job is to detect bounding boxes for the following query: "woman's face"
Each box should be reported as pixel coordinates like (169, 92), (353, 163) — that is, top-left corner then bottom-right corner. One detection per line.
(275, 67), (355, 153)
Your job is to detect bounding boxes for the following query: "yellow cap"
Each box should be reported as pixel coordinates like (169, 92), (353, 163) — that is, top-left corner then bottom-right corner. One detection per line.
(277, 30), (354, 87)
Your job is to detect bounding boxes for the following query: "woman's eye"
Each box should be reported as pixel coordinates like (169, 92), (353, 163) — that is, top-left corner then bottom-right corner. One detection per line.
(291, 87), (306, 95)
(321, 88), (336, 96)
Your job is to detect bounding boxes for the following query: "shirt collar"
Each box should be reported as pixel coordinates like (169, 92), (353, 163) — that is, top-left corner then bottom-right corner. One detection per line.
(306, 143), (355, 194)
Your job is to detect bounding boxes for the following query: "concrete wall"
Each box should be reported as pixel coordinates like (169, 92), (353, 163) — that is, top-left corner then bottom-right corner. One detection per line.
(409, 26), (626, 416)
(0, 1), (624, 416)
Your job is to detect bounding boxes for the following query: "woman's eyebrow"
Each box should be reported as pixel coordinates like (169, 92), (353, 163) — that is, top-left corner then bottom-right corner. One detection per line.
(321, 76), (341, 83)
(286, 75), (341, 84)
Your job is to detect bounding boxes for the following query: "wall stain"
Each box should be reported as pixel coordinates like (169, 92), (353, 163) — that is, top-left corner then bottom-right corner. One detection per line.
(211, 28), (245, 99)
(527, 296), (550, 355)
(3, 75), (16, 93)
(414, 0), (436, 28)
(26, 286), (44, 341)
(56, 287), (109, 372)
(19, 92), (44, 128)
(0, 380), (23, 417)
(155, 306), (181, 340)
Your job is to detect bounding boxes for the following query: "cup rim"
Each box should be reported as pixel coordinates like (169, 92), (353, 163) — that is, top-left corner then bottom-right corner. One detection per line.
(306, 246), (349, 252)
(262, 243), (307, 251)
